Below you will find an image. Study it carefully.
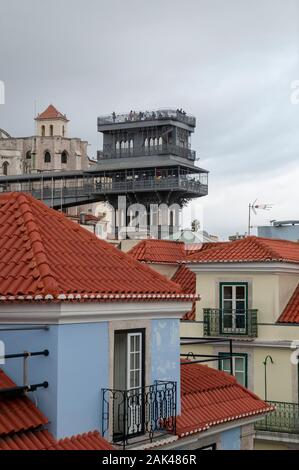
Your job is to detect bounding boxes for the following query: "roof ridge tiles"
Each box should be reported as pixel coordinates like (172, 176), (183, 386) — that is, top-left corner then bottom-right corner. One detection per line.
(0, 192), (190, 301)
(15, 193), (59, 295)
(250, 236), (283, 261)
(186, 235), (299, 264)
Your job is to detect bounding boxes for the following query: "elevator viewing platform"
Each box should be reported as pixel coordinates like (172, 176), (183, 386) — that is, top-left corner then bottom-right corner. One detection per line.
(0, 108), (208, 216)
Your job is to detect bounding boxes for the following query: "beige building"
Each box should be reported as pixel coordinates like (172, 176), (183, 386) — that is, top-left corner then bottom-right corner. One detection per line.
(180, 236), (299, 450)
(0, 104), (90, 176)
(128, 236), (299, 450)
(0, 105), (101, 216)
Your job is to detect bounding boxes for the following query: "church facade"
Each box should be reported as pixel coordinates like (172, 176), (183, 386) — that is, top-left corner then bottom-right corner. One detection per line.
(0, 104), (90, 176)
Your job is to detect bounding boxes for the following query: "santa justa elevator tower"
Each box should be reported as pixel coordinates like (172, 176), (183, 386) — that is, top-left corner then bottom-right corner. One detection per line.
(97, 108), (208, 238)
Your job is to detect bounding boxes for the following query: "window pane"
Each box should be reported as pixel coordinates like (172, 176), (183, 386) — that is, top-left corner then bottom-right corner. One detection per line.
(236, 300), (246, 311)
(235, 357), (244, 371)
(236, 286), (246, 299)
(223, 286), (232, 299)
(130, 371), (134, 388)
(130, 353), (134, 370)
(235, 371), (245, 386)
(223, 312), (233, 329)
(130, 335), (134, 352)
(223, 300), (233, 311)
(135, 352), (140, 369)
(135, 335), (140, 352)
(221, 358), (230, 372)
(134, 371), (140, 388)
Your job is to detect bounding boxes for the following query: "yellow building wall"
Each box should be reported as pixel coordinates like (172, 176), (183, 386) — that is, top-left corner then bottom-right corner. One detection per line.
(193, 271), (299, 340)
(253, 347), (296, 402)
(254, 440), (289, 450)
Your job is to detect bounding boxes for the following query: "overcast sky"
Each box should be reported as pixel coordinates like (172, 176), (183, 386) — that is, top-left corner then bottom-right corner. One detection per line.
(0, 0), (298, 239)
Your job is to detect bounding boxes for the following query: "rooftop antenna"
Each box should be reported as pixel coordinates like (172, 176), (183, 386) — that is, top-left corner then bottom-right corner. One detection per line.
(248, 200), (273, 236)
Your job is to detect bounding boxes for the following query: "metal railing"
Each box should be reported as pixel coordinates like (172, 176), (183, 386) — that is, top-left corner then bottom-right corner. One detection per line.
(98, 109), (196, 127)
(97, 144), (197, 161)
(9, 176), (208, 199)
(203, 309), (258, 337)
(255, 401), (299, 434)
(101, 381), (177, 449)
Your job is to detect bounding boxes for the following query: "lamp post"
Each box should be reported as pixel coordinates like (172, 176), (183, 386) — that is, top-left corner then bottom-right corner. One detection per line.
(263, 355), (274, 401)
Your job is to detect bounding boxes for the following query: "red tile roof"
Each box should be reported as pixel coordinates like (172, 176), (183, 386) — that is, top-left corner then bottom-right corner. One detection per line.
(52, 431), (114, 450)
(0, 369), (113, 450)
(0, 370), (48, 436)
(187, 236), (299, 264)
(128, 239), (187, 264)
(35, 104), (68, 121)
(0, 193), (193, 302)
(277, 283), (299, 323)
(172, 266), (196, 320)
(177, 362), (273, 437)
(0, 430), (56, 450)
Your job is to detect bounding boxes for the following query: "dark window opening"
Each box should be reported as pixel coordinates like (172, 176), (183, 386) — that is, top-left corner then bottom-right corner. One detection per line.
(61, 151), (68, 165)
(2, 161), (9, 176)
(44, 151), (51, 163)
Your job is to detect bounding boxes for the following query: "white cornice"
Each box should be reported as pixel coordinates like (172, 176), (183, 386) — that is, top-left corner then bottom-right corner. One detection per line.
(0, 301), (192, 324)
(188, 262), (299, 274)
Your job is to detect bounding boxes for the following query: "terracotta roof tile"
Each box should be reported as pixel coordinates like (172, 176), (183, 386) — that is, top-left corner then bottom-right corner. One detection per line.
(278, 283), (299, 323)
(0, 429), (56, 450)
(0, 369), (113, 450)
(187, 236), (299, 264)
(35, 105), (68, 121)
(51, 431), (114, 450)
(177, 362), (273, 436)
(128, 239), (187, 264)
(172, 266), (196, 320)
(0, 370), (48, 436)
(0, 193), (190, 302)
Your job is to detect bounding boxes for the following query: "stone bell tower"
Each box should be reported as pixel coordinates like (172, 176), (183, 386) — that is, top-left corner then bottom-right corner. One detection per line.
(35, 104), (69, 138)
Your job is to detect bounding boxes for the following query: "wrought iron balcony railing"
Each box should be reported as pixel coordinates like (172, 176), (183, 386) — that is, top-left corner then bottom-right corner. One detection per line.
(203, 308), (258, 337)
(255, 401), (299, 434)
(98, 109), (196, 127)
(97, 144), (197, 161)
(101, 381), (177, 449)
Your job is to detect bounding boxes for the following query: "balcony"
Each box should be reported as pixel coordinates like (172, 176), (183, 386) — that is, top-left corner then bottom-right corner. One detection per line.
(203, 309), (258, 337)
(255, 401), (299, 434)
(101, 381), (177, 449)
(98, 109), (196, 128)
(97, 144), (197, 161)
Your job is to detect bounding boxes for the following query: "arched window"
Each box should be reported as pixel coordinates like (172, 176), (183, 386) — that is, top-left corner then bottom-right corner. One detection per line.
(115, 141), (120, 150)
(41, 125), (45, 137)
(121, 141), (125, 149)
(50, 125), (54, 137)
(61, 150), (68, 165)
(144, 138), (148, 147)
(44, 151), (51, 163)
(2, 161), (9, 176)
(26, 151), (31, 160)
(149, 138), (154, 147)
(125, 141), (129, 149)
(129, 139), (134, 148)
(158, 137), (163, 146)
